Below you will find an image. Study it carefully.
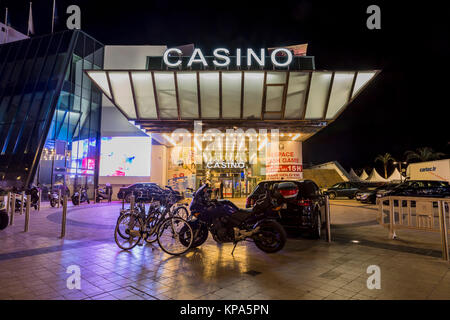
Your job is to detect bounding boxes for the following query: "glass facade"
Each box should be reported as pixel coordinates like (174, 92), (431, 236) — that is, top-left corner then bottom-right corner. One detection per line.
(0, 30), (104, 198)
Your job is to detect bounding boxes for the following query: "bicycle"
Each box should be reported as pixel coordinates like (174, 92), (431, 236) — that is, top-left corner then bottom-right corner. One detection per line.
(114, 190), (194, 255)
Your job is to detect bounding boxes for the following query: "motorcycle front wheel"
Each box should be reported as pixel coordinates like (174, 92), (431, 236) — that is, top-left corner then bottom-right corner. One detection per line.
(71, 196), (79, 206)
(253, 221), (287, 253)
(179, 223), (208, 248)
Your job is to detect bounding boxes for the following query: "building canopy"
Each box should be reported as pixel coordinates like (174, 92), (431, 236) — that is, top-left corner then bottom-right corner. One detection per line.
(86, 69), (378, 135)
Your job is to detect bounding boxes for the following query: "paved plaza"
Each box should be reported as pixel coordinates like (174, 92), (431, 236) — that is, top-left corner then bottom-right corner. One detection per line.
(0, 199), (448, 300)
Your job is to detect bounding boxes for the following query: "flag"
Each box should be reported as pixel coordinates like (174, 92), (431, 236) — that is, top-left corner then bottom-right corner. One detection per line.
(28, 2), (34, 36)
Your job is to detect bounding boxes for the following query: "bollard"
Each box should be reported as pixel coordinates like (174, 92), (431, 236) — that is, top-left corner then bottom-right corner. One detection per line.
(78, 190), (81, 205)
(10, 193), (16, 226)
(57, 189), (61, 208)
(130, 194), (135, 214)
(60, 195), (68, 238)
(24, 195), (31, 232)
(438, 200), (449, 261)
(325, 195), (331, 243)
(94, 188), (97, 204)
(20, 191), (25, 215)
(6, 192), (11, 217)
(38, 189), (41, 211)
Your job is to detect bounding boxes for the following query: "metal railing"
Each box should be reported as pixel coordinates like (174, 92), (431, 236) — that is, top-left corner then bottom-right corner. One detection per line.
(377, 196), (449, 261)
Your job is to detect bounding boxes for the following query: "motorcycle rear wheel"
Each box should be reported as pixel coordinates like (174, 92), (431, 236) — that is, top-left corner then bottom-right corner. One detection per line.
(253, 221), (287, 253)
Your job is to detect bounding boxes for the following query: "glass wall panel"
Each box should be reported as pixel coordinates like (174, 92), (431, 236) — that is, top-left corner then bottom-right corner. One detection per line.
(326, 72), (354, 119)
(243, 72), (264, 119)
(199, 72), (220, 119)
(154, 72), (178, 119)
(305, 71), (332, 119)
(0, 30), (104, 195)
(177, 72), (198, 119)
(222, 72), (241, 119)
(131, 71), (158, 119)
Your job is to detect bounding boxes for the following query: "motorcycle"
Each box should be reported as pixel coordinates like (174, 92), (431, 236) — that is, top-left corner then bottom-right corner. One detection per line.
(72, 188), (90, 205)
(12, 186), (40, 211)
(95, 187), (109, 203)
(181, 182), (290, 254)
(48, 189), (64, 207)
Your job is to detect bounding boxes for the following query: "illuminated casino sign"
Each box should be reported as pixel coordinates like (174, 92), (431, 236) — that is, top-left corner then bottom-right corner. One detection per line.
(163, 48), (293, 68)
(206, 161), (246, 169)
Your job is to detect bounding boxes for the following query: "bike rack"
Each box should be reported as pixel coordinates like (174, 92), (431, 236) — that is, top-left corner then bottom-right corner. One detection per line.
(325, 195), (332, 243)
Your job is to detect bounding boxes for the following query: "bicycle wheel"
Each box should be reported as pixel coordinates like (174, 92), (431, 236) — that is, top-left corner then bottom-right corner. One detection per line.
(114, 213), (142, 250)
(157, 217), (193, 255)
(144, 213), (160, 244)
(173, 206), (190, 220)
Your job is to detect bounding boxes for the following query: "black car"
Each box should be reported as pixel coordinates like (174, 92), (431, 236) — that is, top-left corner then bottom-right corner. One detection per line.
(117, 183), (163, 202)
(246, 180), (326, 238)
(323, 181), (366, 199)
(378, 180), (450, 198)
(356, 184), (397, 204)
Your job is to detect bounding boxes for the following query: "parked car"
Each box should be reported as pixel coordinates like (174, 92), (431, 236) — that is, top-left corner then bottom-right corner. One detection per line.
(322, 181), (366, 199)
(356, 184), (397, 204)
(378, 180), (450, 198)
(117, 183), (163, 202)
(246, 180), (326, 238)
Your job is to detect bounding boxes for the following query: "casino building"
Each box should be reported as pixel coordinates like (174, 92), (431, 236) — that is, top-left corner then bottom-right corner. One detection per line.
(0, 29), (379, 198)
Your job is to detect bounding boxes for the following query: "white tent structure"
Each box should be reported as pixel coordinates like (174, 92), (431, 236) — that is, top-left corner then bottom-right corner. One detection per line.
(349, 168), (361, 181)
(387, 167), (403, 182)
(366, 168), (388, 182)
(359, 170), (369, 180)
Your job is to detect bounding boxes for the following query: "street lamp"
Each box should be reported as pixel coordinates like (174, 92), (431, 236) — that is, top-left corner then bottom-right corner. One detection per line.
(393, 161), (408, 182)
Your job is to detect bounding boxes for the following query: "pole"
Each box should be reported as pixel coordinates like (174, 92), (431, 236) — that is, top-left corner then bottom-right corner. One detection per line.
(3, 8), (8, 44)
(325, 195), (331, 243)
(20, 191), (25, 215)
(24, 195), (31, 232)
(6, 192), (11, 216)
(438, 200), (449, 261)
(78, 189), (81, 205)
(57, 189), (61, 208)
(51, 0), (55, 34)
(130, 194), (135, 215)
(122, 197), (124, 210)
(389, 197), (396, 239)
(10, 193), (15, 226)
(60, 195), (67, 238)
(94, 188), (97, 204)
(37, 189), (41, 211)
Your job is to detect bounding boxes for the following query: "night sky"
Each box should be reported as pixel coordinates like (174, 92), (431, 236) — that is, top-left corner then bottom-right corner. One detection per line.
(2, 0), (449, 174)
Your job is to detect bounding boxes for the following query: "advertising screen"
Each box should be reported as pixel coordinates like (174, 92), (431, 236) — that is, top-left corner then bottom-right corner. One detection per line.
(100, 136), (151, 177)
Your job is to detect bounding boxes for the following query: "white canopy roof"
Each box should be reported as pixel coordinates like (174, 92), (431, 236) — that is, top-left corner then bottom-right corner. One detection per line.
(387, 167), (403, 182)
(86, 69), (378, 132)
(349, 168), (361, 181)
(366, 168), (388, 182)
(359, 170), (369, 180)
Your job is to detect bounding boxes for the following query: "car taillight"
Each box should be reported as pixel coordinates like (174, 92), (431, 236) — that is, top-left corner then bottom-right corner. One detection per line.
(279, 189), (298, 198)
(298, 199), (312, 206)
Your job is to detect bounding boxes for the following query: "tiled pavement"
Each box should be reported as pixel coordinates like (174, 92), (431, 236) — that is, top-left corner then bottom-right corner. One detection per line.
(0, 200), (448, 300)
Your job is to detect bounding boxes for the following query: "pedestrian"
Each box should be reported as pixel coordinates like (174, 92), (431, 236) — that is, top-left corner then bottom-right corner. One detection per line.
(219, 181), (224, 199)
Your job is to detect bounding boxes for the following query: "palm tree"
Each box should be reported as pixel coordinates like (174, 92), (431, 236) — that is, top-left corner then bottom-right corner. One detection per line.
(375, 153), (396, 178)
(404, 147), (446, 162)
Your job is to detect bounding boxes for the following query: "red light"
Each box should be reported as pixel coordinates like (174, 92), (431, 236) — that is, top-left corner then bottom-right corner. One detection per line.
(298, 199), (312, 206)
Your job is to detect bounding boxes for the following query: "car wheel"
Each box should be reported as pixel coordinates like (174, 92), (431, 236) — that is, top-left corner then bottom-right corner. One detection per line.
(328, 192), (336, 200)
